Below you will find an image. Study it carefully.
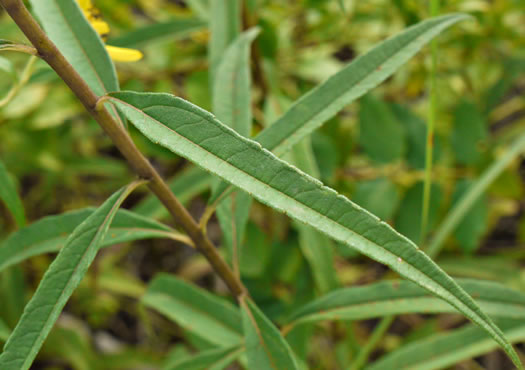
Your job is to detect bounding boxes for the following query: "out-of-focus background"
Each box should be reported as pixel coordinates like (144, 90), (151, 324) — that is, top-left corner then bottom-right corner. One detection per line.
(0, 0), (524, 369)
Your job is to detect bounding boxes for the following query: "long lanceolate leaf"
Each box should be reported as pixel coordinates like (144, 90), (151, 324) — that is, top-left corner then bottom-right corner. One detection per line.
(367, 319), (525, 370)
(209, 13), (471, 203)
(0, 182), (142, 370)
(0, 208), (187, 274)
(109, 91), (522, 368)
(28, 0), (123, 123)
(287, 279), (525, 327)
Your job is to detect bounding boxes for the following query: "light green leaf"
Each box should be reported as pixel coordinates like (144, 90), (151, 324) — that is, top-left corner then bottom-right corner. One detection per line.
(28, 0), (122, 123)
(108, 90), (522, 368)
(0, 159), (26, 228)
(353, 178), (400, 221)
(366, 319), (525, 370)
(287, 279), (525, 326)
(0, 208), (182, 273)
(0, 182), (141, 370)
(142, 273), (243, 347)
(359, 94), (405, 163)
(427, 132), (525, 258)
(132, 166), (211, 219)
(241, 297), (299, 370)
(0, 318), (10, 342)
(451, 180), (488, 253)
(291, 137), (339, 293)
(213, 28), (259, 268)
(108, 18), (207, 48)
(208, 0), (241, 82)
(167, 346), (243, 370)
(210, 13), (471, 203)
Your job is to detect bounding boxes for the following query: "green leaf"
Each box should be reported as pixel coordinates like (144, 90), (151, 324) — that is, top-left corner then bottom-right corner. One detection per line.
(0, 159), (26, 228)
(167, 346), (243, 370)
(0, 208), (181, 273)
(366, 319), (525, 370)
(141, 273), (243, 347)
(287, 279), (525, 326)
(0, 318), (10, 342)
(451, 180), (488, 253)
(213, 28), (259, 269)
(0, 182), (140, 370)
(395, 182), (442, 245)
(255, 13), (471, 157)
(241, 298), (300, 370)
(208, 0), (241, 82)
(213, 28), (259, 137)
(108, 90), (522, 368)
(209, 13), (471, 203)
(358, 94), (405, 163)
(427, 132), (525, 258)
(451, 100), (487, 165)
(291, 137), (339, 293)
(353, 178), (400, 221)
(133, 166), (211, 219)
(28, 0), (123, 124)
(108, 18), (207, 48)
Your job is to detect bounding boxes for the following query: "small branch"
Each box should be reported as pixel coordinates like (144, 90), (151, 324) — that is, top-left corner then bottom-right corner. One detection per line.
(0, 42), (38, 55)
(0, 0), (246, 298)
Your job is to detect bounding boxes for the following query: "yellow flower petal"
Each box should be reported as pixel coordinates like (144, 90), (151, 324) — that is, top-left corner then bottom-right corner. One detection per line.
(106, 45), (143, 62)
(77, 0), (93, 12)
(90, 20), (110, 36)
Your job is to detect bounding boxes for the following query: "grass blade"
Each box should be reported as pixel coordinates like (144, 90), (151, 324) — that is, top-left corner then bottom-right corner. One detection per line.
(0, 208), (185, 273)
(241, 297), (299, 370)
(366, 319), (525, 370)
(0, 181), (142, 370)
(142, 273), (243, 347)
(108, 90), (522, 368)
(0, 159), (26, 228)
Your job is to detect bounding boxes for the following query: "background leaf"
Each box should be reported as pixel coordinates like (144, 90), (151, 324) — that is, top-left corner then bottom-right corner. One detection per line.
(241, 297), (299, 370)
(0, 182), (140, 370)
(0, 158), (26, 228)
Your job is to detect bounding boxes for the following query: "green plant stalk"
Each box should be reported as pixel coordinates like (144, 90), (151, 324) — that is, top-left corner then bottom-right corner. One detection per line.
(427, 132), (525, 258)
(421, 0), (440, 242)
(350, 315), (394, 370)
(0, 0), (245, 298)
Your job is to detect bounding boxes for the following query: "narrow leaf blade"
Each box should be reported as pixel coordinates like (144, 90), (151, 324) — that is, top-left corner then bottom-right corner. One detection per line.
(0, 208), (177, 273)
(142, 273), (243, 347)
(0, 183), (139, 370)
(109, 90), (521, 368)
(168, 346), (242, 370)
(288, 279), (525, 325)
(367, 319), (525, 370)
(241, 298), (299, 370)
(0, 159), (26, 227)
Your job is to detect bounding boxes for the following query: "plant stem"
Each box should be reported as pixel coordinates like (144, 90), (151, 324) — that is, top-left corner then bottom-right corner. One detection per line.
(350, 316), (394, 370)
(0, 0), (246, 298)
(421, 0), (440, 243)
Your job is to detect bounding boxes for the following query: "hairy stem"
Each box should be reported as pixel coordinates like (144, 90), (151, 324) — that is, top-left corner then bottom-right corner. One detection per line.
(0, 0), (246, 297)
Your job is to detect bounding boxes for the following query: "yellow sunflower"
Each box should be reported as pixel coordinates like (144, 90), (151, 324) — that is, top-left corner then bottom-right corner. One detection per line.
(77, 0), (143, 62)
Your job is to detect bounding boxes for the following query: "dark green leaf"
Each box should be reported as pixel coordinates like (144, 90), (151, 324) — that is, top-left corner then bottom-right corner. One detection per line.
(0, 159), (26, 227)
